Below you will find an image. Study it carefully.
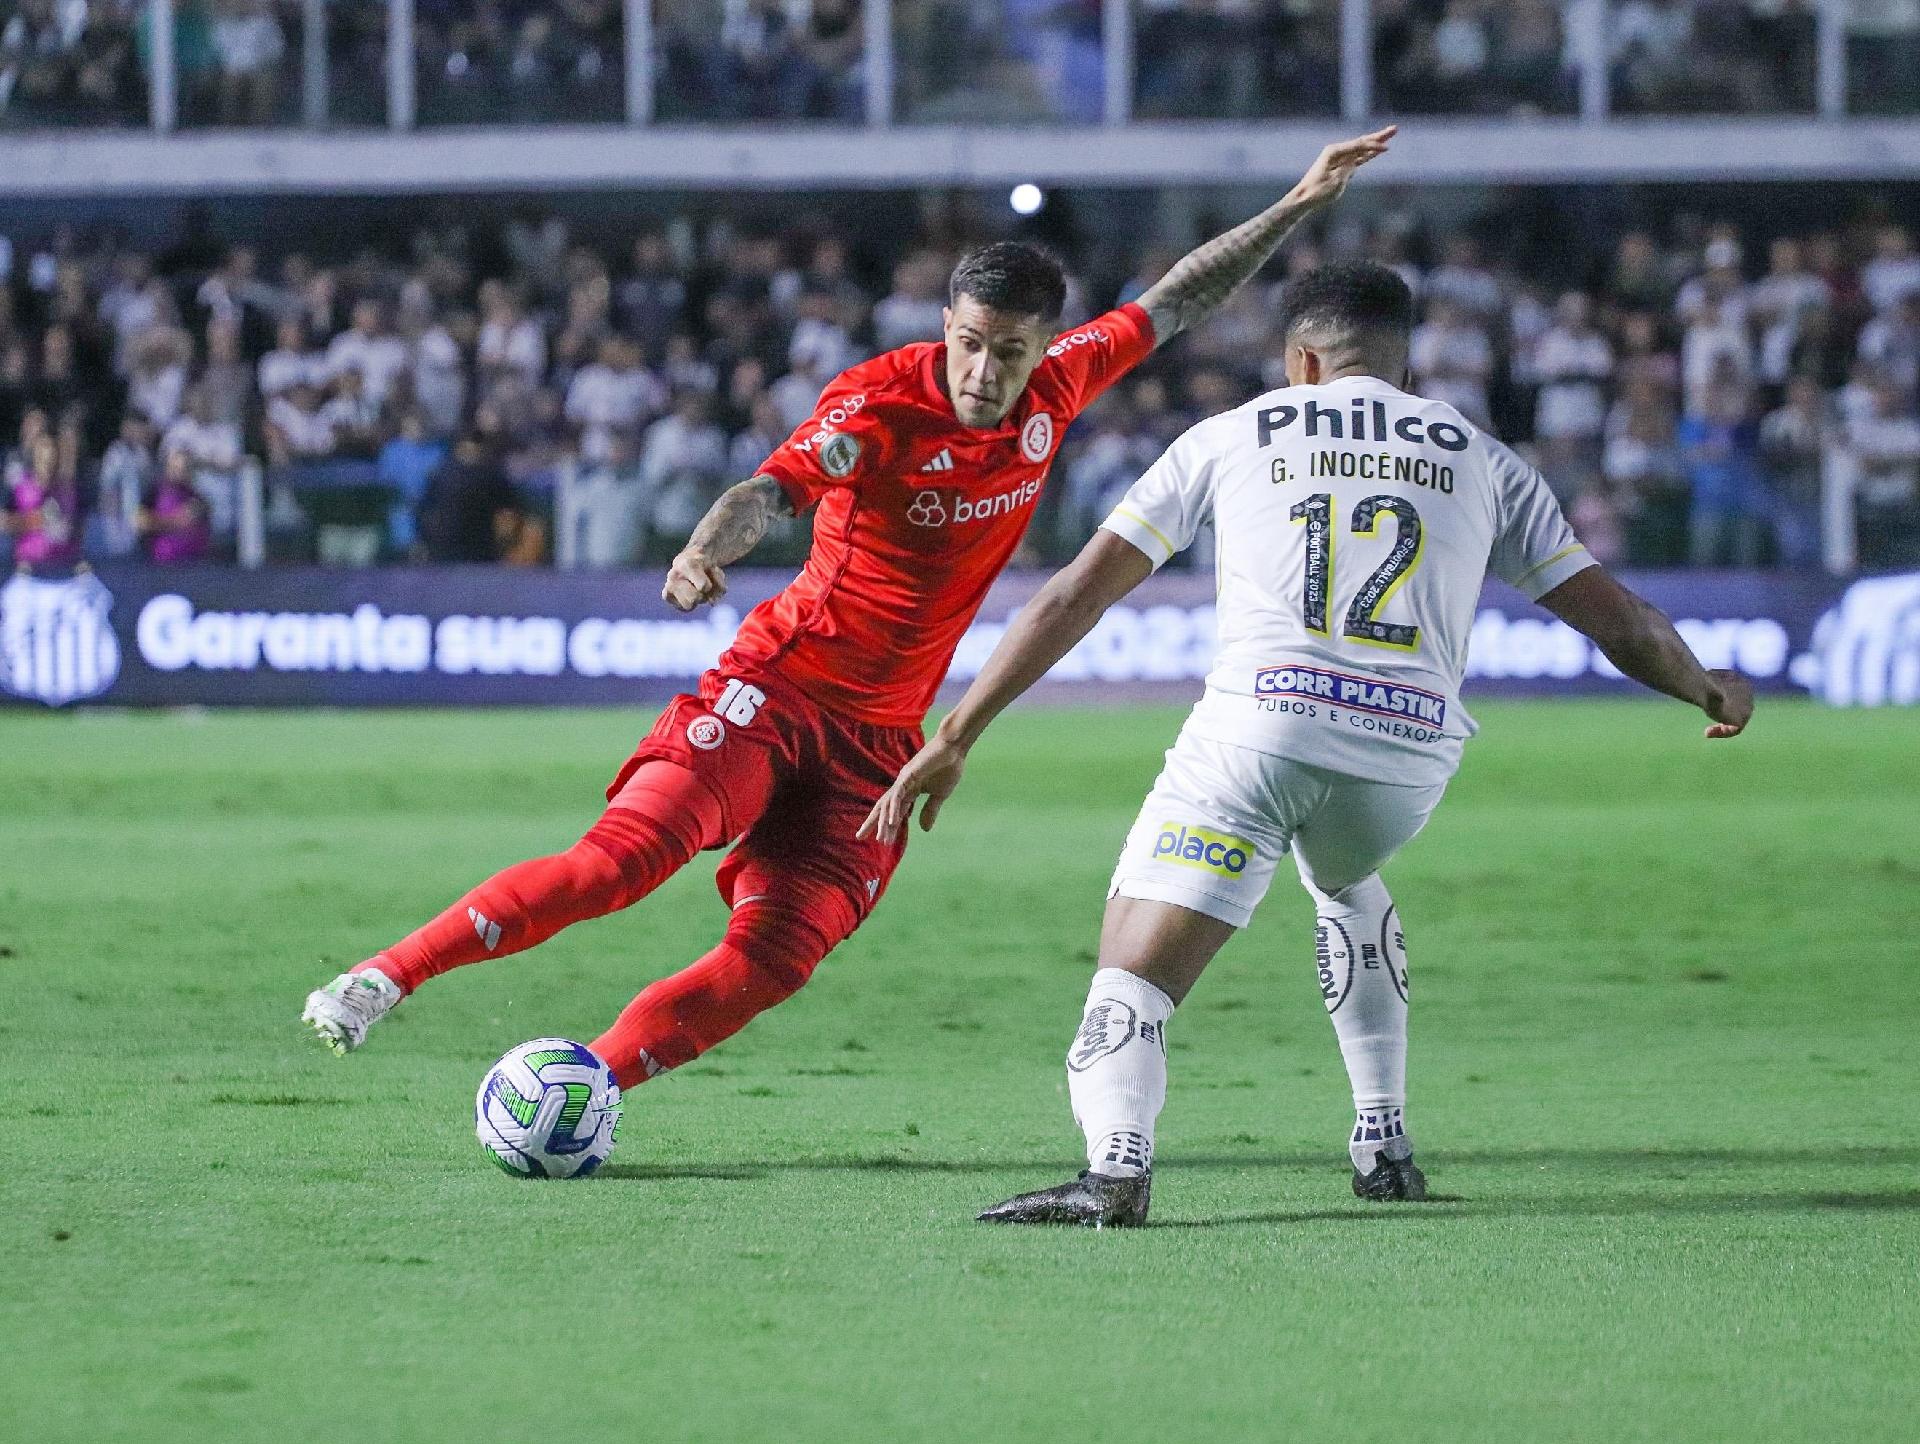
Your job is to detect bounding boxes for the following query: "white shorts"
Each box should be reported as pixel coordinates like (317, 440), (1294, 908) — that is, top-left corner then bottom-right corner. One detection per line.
(1108, 728), (1447, 928)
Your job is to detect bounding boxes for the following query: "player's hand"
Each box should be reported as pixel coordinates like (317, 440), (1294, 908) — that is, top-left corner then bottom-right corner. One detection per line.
(1288, 126), (1397, 211)
(1703, 668), (1753, 739)
(663, 551), (727, 611)
(858, 737), (969, 844)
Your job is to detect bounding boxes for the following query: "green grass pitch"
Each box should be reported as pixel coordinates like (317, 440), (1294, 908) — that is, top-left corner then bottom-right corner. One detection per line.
(3, 699), (1917, 1442)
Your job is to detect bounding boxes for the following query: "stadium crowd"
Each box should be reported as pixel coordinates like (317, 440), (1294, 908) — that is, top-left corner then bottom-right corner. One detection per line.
(4, 195), (1920, 572)
(8, 1), (1920, 130)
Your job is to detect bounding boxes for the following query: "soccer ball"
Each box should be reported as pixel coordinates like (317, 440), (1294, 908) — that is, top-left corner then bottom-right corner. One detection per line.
(475, 1038), (621, 1178)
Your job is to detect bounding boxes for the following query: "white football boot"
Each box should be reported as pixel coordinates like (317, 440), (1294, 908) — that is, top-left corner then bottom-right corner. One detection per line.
(301, 968), (402, 1054)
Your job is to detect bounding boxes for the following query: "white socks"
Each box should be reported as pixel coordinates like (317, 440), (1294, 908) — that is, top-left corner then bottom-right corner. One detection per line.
(1308, 873), (1414, 1171)
(1066, 968), (1173, 1179)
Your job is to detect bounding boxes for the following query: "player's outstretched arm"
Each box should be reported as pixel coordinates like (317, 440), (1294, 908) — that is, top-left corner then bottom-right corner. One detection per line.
(663, 475), (794, 612)
(1538, 567), (1754, 739)
(1134, 126), (1395, 346)
(859, 532), (1155, 842)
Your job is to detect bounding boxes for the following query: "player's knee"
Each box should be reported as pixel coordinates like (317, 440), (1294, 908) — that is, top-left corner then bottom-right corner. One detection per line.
(723, 899), (842, 996)
(1309, 871), (1390, 914)
(555, 837), (633, 911)
(579, 806), (703, 908)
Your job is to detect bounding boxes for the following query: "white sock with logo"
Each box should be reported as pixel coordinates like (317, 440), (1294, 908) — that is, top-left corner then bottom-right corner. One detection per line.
(1306, 873), (1414, 1171)
(1067, 968), (1174, 1179)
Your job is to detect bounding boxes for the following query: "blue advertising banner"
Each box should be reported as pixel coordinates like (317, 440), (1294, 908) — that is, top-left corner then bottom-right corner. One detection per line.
(2, 563), (1916, 709)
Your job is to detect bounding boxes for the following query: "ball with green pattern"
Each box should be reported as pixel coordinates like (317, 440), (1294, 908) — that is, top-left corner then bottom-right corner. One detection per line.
(475, 1038), (621, 1178)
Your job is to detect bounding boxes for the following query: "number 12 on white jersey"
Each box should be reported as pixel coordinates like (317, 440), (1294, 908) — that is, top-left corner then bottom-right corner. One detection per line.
(1288, 492), (1426, 651)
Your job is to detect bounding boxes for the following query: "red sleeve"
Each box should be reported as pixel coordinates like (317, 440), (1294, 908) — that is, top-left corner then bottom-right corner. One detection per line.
(754, 369), (895, 514)
(1036, 303), (1157, 418)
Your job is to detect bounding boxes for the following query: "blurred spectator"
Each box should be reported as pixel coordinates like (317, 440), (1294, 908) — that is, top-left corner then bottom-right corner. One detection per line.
(1680, 378), (1765, 565)
(1410, 297), (1494, 424)
(1759, 374), (1830, 568)
(200, 319), (252, 425)
(1857, 292), (1920, 399)
(1533, 291), (1614, 485)
(417, 432), (522, 563)
(4, 431), (81, 570)
(872, 254), (948, 351)
(1862, 225), (1920, 314)
(566, 336), (666, 463)
(162, 385), (243, 472)
(258, 317), (326, 397)
(211, 0), (286, 126)
(378, 408), (448, 552)
(96, 411), (157, 554)
(127, 325), (192, 427)
(325, 300), (409, 409)
(138, 446), (213, 563)
(617, 233), (689, 350)
(1843, 372), (1920, 567)
(564, 429), (653, 569)
(266, 380), (338, 464)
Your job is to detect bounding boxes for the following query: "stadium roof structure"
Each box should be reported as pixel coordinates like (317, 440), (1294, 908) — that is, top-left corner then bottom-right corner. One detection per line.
(15, 118), (1920, 198)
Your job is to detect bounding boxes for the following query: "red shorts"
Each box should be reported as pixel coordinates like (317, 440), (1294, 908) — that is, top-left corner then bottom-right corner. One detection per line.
(608, 666), (922, 941)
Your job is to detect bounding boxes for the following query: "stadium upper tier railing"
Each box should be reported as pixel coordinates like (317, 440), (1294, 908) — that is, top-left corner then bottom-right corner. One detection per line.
(4, 1), (1919, 190)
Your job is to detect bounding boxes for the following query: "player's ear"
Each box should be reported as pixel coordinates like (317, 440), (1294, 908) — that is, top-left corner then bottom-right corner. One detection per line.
(941, 305), (952, 332)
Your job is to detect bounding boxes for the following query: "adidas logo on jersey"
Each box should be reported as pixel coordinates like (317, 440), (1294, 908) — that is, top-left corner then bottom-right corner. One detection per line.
(920, 449), (954, 473)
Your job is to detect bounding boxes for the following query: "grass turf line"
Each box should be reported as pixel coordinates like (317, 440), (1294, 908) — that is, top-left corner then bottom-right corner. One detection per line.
(1, 699), (1916, 1443)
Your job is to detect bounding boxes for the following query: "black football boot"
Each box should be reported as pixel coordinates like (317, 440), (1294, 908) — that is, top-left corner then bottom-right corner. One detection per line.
(1351, 1153), (1428, 1201)
(976, 1170), (1152, 1227)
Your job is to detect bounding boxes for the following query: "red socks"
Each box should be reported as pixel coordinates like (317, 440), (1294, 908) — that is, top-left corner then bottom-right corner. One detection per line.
(353, 759), (851, 1092)
(591, 895), (839, 1089)
(355, 763), (724, 995)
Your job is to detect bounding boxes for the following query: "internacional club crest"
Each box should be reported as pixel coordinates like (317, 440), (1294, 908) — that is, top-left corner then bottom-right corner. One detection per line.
(686, 714), (726, 750)
(0, 570), (121, 707)
(907, 490), (948, 527)
(1020, 412), (1055, 463)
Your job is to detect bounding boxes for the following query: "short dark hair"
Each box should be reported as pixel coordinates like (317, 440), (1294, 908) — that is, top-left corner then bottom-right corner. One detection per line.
(948, 242), (1067, 322)
(1278, 261), (1415, 348)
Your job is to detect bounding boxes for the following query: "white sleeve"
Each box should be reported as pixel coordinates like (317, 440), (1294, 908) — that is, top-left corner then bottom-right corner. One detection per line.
(1099, 430), (1213, 571)
(1486, 442), (1598, 600)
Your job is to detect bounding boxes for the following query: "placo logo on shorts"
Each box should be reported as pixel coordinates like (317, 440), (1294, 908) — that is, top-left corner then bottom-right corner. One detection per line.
(1020, 412), (1055, 463)
(0, 572), (121, 706)
(1254, 663), (1448, 727)
(686, 715), (726, 750)
(1153, 823), (1253, 876)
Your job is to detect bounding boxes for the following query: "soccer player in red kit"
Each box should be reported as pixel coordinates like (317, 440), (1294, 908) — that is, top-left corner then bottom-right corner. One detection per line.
(302, 130), (1396, 1090)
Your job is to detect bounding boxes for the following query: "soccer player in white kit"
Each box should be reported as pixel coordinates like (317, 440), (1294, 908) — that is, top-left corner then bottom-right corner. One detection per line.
(862, 260), (1754, 1226)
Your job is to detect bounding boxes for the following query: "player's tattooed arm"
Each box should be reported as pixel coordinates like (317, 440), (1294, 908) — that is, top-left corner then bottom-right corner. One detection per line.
(663, 474), (794, 612)
(1135, 126), (1395, 346)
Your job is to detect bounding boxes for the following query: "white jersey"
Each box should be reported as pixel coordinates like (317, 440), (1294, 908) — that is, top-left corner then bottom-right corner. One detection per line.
(1102, 374), (1595, 786)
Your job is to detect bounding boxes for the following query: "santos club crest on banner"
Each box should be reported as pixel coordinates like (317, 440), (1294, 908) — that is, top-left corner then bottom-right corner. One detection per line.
(0, 571), (121, 706)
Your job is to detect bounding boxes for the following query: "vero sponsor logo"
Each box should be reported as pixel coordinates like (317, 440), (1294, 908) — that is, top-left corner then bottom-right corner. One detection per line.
(792, 394), (867, 454)
(1152, 823), (1252, 876)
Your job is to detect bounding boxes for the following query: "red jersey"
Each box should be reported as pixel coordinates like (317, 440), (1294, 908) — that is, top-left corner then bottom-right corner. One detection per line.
(728, 304), (1156, 727)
